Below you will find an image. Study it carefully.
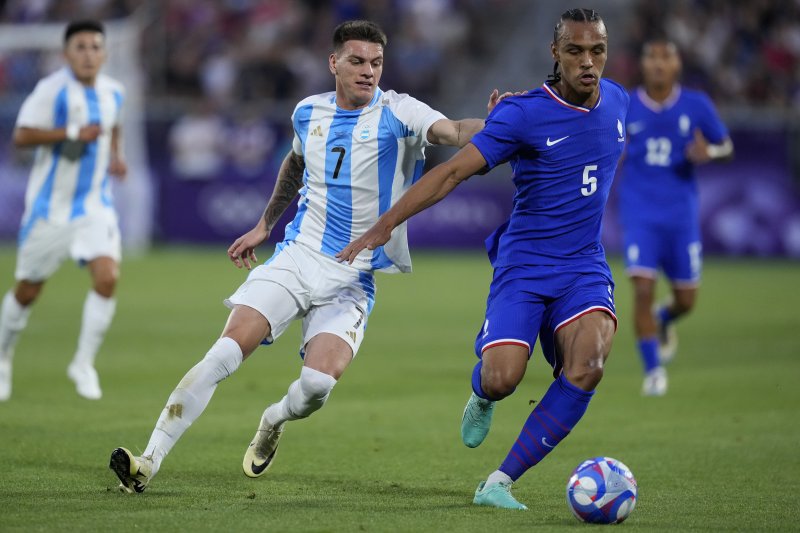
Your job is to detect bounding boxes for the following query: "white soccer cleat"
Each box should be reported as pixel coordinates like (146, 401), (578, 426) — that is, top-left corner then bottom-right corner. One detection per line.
(243, 415), (284, 478)
(67, 362), (102, 400)
(0, 358), (11, 401)
(109, 447), (153, 493)
(642, 367), (667, 396)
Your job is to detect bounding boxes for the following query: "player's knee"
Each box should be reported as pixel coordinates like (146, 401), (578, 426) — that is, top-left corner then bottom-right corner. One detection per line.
(299, 367), (337, 402)
(481, 367), (521, 399)
(92, 275), (117, 298)
(14, 282), (42, 306)
(563, 360), (605, 391)
(287, 367), (337, 418)
(187, 337), (243, 386)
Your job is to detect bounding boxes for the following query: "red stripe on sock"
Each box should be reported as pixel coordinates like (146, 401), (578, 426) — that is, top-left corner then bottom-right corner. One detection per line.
(538, 405), (570, 433)
(510, 449), (529, 469)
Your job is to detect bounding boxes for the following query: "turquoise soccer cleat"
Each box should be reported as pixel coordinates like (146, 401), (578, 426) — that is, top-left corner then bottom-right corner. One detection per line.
(473, 481), (528, 510)
(460, 392), (496, 448)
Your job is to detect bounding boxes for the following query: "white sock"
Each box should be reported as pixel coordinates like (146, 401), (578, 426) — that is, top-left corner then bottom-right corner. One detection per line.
(71, 290), (116, 368)
(486, 470), (513, 487)
(143, 337), (242, 474)
(264, 367), (337, 426)
(0, 291), (31, 360)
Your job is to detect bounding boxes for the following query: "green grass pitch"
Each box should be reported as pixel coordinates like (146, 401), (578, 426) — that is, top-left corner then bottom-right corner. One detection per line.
(0, 246), (797, 531)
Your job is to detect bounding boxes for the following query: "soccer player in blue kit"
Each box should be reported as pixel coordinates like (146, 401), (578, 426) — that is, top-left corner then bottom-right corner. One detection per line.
(619, 39), (733, 396)
(340, 9), (628, 510)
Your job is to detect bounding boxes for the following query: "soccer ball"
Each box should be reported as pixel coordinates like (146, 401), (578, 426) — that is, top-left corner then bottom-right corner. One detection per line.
(566, 456), (637, 524)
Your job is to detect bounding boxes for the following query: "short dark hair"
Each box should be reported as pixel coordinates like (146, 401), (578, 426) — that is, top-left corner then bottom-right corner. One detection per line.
(64, 20), (105, 44)
(332, 20), (387, 53)
(548, 8), (606, 84)
(641, 37), (678, 57)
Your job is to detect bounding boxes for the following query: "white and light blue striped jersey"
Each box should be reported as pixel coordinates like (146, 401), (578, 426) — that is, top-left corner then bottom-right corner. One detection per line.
(283, 88), (445, 273)
(15, 67), (125, 244)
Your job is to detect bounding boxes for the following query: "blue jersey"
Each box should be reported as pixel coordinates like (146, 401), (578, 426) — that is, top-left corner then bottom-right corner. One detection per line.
(471, 78), (629, 268)
(619, 86), (728, 228)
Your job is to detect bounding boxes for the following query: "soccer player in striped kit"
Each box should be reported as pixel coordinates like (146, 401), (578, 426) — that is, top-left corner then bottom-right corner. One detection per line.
(619, 38), (733, 396)
(0, 20), (127, 401)
(110, 19), (498, 493)
(341, 9), (627, 510)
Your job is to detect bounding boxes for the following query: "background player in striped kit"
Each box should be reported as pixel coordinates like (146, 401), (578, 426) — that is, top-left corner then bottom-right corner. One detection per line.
(109, 19), (501, 493)
(340, 9), (627, 510)
(0, 20), (126, 401)
(619, 39), (733, 396)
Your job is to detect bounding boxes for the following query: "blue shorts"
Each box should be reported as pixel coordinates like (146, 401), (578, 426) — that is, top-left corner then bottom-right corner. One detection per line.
(623, 223), (702, 286)
(474, 264), (617, 377)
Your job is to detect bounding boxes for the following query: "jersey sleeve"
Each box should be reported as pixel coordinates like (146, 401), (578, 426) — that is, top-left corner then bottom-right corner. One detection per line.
(469, 99), (525, 170)
(695, 93), (728, 144)
(386, 94), (446, 148)
(16, 81), (58, 129)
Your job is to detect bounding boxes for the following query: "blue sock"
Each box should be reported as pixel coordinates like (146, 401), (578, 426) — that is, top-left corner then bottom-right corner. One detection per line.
(658, 305), (674, 326)
(638, 337), (660, 373)
(471, 361), (491, 400)
(498, 374), (594, 481)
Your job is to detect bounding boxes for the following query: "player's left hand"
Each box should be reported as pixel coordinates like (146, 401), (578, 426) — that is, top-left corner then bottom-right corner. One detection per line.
(487, 89), (527, 114)
(685, 128), (711, 164)
(336, 223), (392, 265)
(108, 156), (127, 179)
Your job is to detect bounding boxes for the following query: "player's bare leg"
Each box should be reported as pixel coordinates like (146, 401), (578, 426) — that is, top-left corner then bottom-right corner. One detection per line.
(0, 280), (42, 401)
(475, 312), (614, 510)
(467, 345), (528, 508)
(68, 256), (118, 399)
(557, 311), (615, 392)
(461, 345), (527, 448)
(111, 305), (267, 492)
(244, 333), (351, 478)
(655, 284), (697, 364)
(631, 275), (667, 395)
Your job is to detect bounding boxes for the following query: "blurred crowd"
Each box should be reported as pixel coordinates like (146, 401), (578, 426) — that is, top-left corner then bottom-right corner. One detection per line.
(610, 0), (800, 109)
(4, 0), (800, 110)
(0, 0), (497, 107)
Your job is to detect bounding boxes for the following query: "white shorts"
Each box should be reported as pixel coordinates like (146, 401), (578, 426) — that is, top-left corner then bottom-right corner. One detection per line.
(15, 213), (121, 282)
(225, 241), (376, 357)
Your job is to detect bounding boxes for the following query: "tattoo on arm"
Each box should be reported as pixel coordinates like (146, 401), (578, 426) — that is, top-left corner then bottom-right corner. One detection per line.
(263, 153), (305, 231)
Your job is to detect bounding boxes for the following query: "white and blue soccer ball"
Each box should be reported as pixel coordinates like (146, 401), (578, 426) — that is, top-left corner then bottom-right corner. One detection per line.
(566, 456), (637, 524)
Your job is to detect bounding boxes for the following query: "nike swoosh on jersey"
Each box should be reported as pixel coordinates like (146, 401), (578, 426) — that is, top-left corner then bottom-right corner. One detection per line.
(546, 135), (569, 146)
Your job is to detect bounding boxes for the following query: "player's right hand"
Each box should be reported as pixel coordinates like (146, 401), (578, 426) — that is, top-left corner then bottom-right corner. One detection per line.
(79, 124), (102, 142)
(228, 225), (269, 270)
(336, 222), (392, 265)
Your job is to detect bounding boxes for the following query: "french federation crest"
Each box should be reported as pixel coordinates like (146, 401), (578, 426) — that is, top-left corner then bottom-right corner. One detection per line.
(679, 114), (690, 136)
(617, 119), (625, 142)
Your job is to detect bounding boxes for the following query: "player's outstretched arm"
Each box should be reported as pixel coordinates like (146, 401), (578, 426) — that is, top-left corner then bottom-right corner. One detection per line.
(228, 150), (305, 269)
(337, 143), (487, 264)
(426, 89), (520, 148)
(13, 125), (101, 147)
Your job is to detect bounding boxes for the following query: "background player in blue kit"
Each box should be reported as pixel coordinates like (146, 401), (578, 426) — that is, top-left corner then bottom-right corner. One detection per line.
(340, 9), (627, 510)
(109, 20), (499, 494)
(619, 39), (733, 396)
